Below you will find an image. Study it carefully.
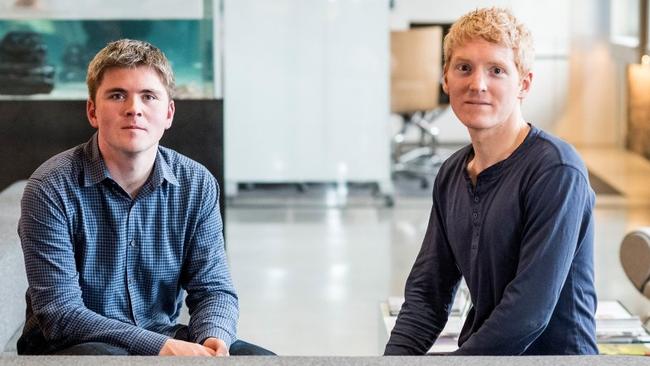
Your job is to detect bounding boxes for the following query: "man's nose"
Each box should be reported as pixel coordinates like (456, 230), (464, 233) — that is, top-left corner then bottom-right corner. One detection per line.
(125, 96), (143, 117)
(469, 70), (488, 92)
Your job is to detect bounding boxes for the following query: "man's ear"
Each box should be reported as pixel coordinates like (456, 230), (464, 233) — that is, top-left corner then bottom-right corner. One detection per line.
(165, 99), (175, 130)
(518, 71), (533, 99)
(442, 73), (449, 95)
(87, 99), (98, 129)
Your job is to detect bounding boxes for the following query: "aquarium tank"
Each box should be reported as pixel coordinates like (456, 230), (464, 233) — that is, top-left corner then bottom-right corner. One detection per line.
(0, 0), (218, 99)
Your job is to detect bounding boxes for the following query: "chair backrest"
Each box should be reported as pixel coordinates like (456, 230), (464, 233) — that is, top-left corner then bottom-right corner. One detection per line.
(0, 181), (29, 353)
(390, 26), (442, 114)
(620, 228), (650, 299)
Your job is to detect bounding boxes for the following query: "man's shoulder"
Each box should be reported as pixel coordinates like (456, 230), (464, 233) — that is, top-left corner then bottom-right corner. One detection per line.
(29, 144), (85, 189)
(528, 128), (588, 174)
(157, 146), (217, 187)
(436, 144), (472, 179)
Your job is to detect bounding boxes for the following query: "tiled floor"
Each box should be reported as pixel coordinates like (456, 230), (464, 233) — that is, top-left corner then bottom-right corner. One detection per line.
(225, 148), (650, 356)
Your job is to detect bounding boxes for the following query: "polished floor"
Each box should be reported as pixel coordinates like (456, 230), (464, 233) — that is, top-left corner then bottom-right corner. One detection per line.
(225, 147), (650, 356)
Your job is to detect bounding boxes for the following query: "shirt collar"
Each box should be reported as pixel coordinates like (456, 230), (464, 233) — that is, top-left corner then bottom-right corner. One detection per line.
(462, 124), (539, 184)
(81, 133), (180, 188)
(151, 149), (180, 187)
(81, 133), (111, 187)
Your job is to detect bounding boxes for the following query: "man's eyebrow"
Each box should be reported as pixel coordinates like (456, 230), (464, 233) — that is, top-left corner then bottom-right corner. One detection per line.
(140, 88), (163, 95)
(101, 88), (163, 95)
(103, 87), (127, 94)
(452, 57), (509, 66)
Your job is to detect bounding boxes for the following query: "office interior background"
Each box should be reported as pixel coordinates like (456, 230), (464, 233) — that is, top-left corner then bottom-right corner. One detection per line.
(1, 0), (650, 356)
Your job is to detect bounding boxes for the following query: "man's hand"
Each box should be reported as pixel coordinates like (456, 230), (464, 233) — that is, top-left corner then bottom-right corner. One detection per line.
(159, 339), (217, 356)
(203, 337), (229, 356)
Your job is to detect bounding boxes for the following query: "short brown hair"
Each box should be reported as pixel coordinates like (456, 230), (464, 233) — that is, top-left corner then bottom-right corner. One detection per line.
(86, 39), (175, 101)
(443, 7), (534, 77)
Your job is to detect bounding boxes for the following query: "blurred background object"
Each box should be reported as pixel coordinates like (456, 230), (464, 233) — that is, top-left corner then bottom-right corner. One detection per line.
(0, 31), (54, 94)
(390, 26), (446, 189)
(620, 229), (650, 300)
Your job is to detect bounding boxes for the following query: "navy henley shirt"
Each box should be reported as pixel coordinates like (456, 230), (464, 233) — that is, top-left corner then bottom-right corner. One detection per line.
(385, 125), (598, 355)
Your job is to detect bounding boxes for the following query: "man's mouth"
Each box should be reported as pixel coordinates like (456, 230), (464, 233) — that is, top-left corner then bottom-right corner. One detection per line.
(465, 100), (491, 106)
(122, 125), (146, 131)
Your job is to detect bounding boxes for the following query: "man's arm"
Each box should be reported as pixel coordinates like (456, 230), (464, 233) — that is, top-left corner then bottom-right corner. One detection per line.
(385, 189), (462, 355)
(182, 177), (239, 348)
(452, 165), (593, 355)
(19, 179), (169, 355)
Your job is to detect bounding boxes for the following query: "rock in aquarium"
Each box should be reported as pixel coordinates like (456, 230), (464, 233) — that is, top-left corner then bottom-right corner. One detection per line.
(0, 31), (55, 95)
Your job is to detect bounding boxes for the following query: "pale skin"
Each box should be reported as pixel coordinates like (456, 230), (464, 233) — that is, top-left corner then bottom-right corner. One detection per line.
(86, 66), (229, 356)
(442, 38), (533, 185)
(86, 66), (174, 198)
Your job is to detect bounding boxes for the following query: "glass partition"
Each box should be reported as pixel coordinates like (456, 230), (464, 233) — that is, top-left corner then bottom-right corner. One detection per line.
(610, 0), (640, 46)
(0, 0), (217, 99)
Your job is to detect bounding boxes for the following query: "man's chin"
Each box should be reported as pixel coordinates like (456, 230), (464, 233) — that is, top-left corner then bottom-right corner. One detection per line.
(116, 143), (158, 157)
(459, 118), (498, 130)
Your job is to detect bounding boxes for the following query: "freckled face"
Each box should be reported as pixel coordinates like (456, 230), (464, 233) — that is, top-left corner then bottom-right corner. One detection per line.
(443, 38), (531, 132)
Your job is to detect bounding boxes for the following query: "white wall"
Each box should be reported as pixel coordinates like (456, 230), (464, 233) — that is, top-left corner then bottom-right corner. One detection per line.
(224, 0), (391, 191)
(554, 0), (636, 148)
(391, 0), (511, 28)
(0, 0), (204, 19)
(390, 0), (570, 143)
(391, 0), (569, 56)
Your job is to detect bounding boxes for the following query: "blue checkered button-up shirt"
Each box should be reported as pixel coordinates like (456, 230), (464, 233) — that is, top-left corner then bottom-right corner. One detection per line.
(18, 134), (238, 355)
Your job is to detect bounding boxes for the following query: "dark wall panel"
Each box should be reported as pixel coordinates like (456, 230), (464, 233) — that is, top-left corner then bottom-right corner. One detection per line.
(0, 99), (224, 212)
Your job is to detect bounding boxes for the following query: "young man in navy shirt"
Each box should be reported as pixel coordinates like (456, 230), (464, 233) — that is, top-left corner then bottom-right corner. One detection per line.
(385, 8), (598, 355)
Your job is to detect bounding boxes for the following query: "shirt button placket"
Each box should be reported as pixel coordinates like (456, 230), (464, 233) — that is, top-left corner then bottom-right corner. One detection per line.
(126, 202), (138, 324)
(471, 194), (480, 252)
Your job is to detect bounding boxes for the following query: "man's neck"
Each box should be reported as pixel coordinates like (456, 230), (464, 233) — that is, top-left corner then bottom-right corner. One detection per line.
(100, 144), (158, 199)
(466, 117), (530, 185)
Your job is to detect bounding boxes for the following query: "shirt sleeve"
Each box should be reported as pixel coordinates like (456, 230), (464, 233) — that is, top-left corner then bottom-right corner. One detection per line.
(19, 179), (169, 355)
(182, 177), (239, 347)
(452, 165), (593, 355)
(384, 184), (462, 355)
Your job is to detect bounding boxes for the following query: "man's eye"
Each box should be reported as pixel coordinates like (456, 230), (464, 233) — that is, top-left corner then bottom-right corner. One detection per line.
(143, 94), (157, 101)
(456, 64), (471, 72)
(109, 93), (124, 100)
(493, 67), (504, 75)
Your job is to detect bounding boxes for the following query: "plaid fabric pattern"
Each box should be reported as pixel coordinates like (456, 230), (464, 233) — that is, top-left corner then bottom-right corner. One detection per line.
(18, 133), (238, 355)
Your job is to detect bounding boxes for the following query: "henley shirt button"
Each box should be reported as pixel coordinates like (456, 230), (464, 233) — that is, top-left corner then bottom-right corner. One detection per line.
(472, 212), (478, 218)
(474, 196), (479, 203)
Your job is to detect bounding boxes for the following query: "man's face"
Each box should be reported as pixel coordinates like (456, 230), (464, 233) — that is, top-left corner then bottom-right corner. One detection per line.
(86, 66), (175, 159)
(443, 38), (531, 132)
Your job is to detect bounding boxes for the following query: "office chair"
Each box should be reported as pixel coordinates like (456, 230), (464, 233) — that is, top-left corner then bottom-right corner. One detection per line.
(620, 228), (650, 300)
(390, 26), (447, 188)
